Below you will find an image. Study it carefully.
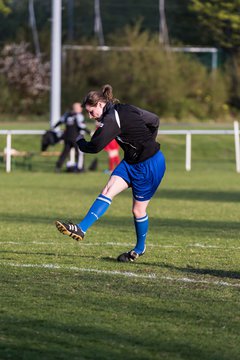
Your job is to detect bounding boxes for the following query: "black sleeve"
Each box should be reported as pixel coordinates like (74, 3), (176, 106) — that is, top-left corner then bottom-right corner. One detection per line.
(77, 123), (91, 135)
(53, 112), (68, 129)
(77, 111), (121, 153)
(53, 120), (62, 128)
(140, 109), (160, 139)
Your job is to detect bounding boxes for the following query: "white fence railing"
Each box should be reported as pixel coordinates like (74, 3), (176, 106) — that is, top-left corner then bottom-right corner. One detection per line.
(0, 130), (45, 173)
(0, 123), (240, 173)
(159, 124), (240, 172)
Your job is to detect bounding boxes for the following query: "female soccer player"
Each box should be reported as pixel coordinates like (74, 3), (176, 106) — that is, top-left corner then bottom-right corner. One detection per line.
(55, 84), (166, 262)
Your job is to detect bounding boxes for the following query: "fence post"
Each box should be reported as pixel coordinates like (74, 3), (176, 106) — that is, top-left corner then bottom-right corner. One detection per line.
(234, 121), (240, 173)
(186, 132), (191, 171)
(6, 132), (12, 173)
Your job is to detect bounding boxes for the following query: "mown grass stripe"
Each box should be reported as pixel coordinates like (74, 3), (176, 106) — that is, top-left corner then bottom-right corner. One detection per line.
(2, 262), (240, 288)
(1, 241), (240, 250)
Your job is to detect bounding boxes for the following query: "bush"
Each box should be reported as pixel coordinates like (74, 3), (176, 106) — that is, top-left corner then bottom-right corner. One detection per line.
(62, 25), (229, 121)
(225, 53), (240, 111)
(0, 26), (231, 120)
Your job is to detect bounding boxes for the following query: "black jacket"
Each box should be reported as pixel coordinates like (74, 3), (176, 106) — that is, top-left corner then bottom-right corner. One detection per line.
(54, 112), (90, 142)
(77, 103), (160, 164)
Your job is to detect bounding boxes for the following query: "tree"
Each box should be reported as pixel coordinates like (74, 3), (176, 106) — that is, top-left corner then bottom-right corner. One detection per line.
(0, 42), (50, 94)
(189, 1), (240, 109)
(189, 0), (240, 52)
(0, 0), (11, 14)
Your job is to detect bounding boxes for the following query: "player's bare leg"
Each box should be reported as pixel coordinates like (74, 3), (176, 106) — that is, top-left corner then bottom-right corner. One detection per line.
(101, 175), (129, 199)
(55, 175), (128, 241)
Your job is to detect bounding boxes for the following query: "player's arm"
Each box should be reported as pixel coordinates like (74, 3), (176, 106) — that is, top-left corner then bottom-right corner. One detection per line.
(78, 122), (91, 135)
(52, 112), (68, 129)
(77, 114), (121, 154)
(76, 114), (91, 135)
(140, 109), (160, 139)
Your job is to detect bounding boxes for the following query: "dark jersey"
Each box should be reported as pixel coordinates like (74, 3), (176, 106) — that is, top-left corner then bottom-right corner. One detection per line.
(54, 112), (89, 142)
(77, 103), (160, 164)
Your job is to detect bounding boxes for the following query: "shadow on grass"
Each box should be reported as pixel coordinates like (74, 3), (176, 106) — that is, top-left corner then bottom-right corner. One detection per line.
(0, 213), (59, 224)
(155, 189), (240, 202)
(176, 265), (240, 280)
(117, 188), (240, 203)
(1, 213), (240, 233)
(101, 256), (118, 263)
(100, 256), (240, 280)
(105, 217), (240, 234)
(0, 316), (229, 360)
(137, 261), (240, 280)
(0, 249), (95, 260)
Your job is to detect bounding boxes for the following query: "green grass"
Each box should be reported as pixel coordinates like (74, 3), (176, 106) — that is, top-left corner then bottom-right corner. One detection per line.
(0, 123), (240, 359)
(1, 171), (240, 360)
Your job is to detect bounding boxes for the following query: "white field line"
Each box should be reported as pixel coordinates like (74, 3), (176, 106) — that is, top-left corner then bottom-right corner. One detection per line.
(163, 276), (240, 288)
(1, 262), (240, 288)
(1, 241), (240, 250)
(2, 262), (156, 279)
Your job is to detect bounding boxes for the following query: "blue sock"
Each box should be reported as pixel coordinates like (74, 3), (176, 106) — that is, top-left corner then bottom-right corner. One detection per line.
(133, 215), (149, 254)
(77, 194), (112, 233)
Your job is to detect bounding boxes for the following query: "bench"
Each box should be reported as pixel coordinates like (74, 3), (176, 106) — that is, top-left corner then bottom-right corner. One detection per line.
(0, 150), (61, 171)
(0, 150), (34, 170)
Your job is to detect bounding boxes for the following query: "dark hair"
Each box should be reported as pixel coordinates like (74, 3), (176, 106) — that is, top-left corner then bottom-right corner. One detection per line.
(82, 84), (118, 107)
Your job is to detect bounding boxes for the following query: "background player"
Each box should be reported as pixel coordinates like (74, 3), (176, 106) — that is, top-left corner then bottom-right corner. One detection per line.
(54, 102), (90, 172)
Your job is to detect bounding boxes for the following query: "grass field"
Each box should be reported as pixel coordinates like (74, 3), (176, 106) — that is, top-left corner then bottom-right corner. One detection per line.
(0, 123), (240, 360)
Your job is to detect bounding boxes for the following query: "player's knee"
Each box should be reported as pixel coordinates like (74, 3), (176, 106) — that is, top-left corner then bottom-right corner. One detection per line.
(101, 186), (108, 195)
(132, 207), (145, 218)
(101, 188), (112, 199)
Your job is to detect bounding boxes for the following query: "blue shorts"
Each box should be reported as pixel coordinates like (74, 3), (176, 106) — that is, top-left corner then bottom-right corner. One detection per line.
(112, 151), (166, 201)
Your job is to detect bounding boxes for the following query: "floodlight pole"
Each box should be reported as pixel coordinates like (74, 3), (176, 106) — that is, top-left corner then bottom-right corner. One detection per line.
(67, 0), (74, 41)
(29, 0), (41, 58)
(50, 0), (62, 128)
(159, 0), (169, 46)
(94, 0), (105, 46)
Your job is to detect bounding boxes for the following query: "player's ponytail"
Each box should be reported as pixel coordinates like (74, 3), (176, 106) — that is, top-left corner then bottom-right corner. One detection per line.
(101, 84), (113, 102)
(82, 84), (118, 108)
(102, 84), (119, 104)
